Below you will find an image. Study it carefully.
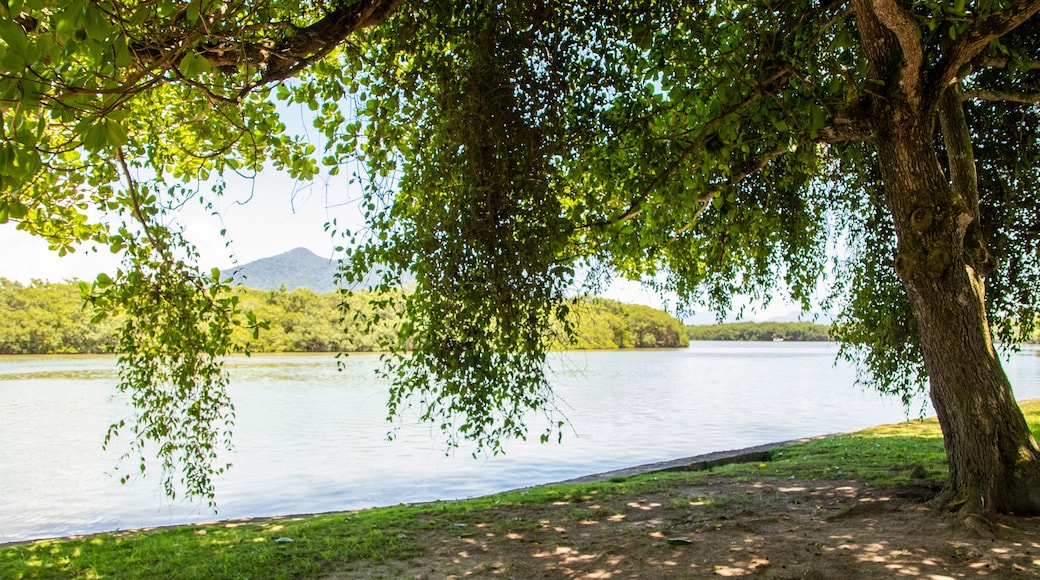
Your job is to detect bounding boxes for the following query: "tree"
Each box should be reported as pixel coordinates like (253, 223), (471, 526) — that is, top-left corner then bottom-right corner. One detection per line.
(0, 278), (119, 353)
(2, 0), (1040, 516)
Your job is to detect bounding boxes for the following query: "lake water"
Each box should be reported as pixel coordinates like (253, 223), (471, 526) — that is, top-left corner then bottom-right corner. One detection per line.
(4, 342), (1040, 544)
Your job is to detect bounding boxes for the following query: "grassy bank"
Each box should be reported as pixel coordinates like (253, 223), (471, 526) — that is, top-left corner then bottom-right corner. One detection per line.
(4, 400), (1040, 579)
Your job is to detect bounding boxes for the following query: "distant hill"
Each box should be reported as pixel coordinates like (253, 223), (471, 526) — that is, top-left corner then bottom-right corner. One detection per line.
(223, 247), (339, 293)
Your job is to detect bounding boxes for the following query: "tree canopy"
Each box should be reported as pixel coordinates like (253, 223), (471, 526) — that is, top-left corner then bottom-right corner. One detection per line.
(3, 0), (1040, 514)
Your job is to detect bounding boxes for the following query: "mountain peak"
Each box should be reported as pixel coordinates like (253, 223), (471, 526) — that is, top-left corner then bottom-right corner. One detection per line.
(282, 247), (321, 258)
(223, 248), (338, 292)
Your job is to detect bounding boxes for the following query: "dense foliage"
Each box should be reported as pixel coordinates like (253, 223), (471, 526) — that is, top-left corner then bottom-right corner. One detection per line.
(686, 322), (832, 342)
(3, 0), (1040, 511)
(0, 279), (119, 353)
(566, 299), (689, 349)
(233, 286), (394, 352)
(0, 280), (686, 354)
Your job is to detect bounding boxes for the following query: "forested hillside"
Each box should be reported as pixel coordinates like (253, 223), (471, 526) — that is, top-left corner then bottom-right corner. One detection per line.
(686, 321), (832, 342)
(0, 280), (687, 354)
(567, 299), (688, 349)
(0, 280), (121, 354)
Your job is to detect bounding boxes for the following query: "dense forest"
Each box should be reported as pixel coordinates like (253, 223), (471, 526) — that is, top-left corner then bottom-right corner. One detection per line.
(684, 320), (1040, 343)
(0, 280), (122, 354)
(565, 299), (689, 350)
(685, 321), (833, 342)
(0, 280), (688, 354)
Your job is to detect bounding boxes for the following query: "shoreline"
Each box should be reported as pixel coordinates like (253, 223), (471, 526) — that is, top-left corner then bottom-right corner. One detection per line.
(0, 437), (819, 549)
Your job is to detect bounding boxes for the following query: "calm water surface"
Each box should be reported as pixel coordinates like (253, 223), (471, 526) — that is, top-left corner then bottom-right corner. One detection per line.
(3, 342), (1040, 543)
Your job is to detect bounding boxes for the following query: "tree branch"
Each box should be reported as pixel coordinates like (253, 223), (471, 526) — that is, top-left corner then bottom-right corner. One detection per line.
(851, 0), (895, 79)
(609, 67), (793, 225)
(129, 0), (404, 86)
(115, 146), (166, 256)
(963, 89), (1040, 103)
(932, 0), (1040, 92)
(973, 56), (1040, 71)
(258, 0), (405, 84)
(939, 82), (980, 216)
(818, 100), (876, 143)
(866, 0), (924, 105)
(672, 146), (792, 241)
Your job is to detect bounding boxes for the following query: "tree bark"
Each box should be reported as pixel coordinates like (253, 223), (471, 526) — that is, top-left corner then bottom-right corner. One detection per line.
(874, 87), (1040, 515)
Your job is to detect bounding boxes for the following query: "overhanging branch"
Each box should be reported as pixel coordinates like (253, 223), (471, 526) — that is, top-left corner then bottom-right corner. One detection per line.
(933, 0), (1040, 92)
(671, 146), (792, 240)
(963, 89), (1040, 103)
(129, 0), (403, 86)
(609, 68), (793, 225)
(819, 100), (876, 143)
(973, 56), (1040, 71)
(256, 0), (405, 84)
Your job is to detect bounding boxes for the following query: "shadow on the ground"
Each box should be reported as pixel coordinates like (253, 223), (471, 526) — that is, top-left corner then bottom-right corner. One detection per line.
(341, 476), (1040, 578)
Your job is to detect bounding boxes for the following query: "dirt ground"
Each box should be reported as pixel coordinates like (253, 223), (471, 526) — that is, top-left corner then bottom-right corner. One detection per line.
(330, 475), (1040, 579)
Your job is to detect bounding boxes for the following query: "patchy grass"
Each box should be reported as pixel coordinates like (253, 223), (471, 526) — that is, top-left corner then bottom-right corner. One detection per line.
(712, 398), (1040, 486)
(3, 400), (1039, 579)
(712, 417), (949, 484)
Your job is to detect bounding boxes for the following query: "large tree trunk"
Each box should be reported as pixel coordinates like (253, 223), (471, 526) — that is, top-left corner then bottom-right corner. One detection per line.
(874, 87), (1040, 515)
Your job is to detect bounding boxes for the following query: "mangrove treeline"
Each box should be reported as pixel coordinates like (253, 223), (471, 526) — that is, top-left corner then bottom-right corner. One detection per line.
(685, 321), (832, 342)
(0, 280), (689, 355)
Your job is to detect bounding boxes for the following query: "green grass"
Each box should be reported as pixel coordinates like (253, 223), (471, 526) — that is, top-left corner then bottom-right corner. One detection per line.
(712, 419), (951, 484)
(0, 505), (426, 580)
(711, 398), (1040, 485)
(4, 399), (1040, 579)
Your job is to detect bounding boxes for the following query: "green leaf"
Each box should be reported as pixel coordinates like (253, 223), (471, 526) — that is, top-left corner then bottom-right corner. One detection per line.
(83, 3), (114, 42)
(7, 201), (26, 219)
(82, 119), (128, 151)
(0, 18), (27, 58)
(104, 119), (128, 147)
(809, 104), (827, 132)
(178, 51), (213, 79)
(113, 38), (132, 68)
(83, 122), (108, 152)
